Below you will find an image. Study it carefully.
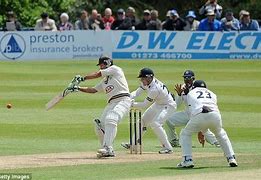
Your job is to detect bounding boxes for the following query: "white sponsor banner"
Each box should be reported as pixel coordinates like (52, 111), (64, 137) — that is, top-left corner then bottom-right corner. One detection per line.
(0, 31), (111, 60)
(0, 30), (260, 60)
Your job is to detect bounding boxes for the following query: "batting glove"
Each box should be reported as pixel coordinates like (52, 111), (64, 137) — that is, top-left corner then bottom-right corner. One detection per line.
(71, 75), (85, 87)
(75, 75), (85, 82)
(68, 85), (80, 92)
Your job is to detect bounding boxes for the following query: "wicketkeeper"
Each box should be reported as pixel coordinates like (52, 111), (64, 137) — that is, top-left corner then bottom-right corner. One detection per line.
(122, 68), (176, 154)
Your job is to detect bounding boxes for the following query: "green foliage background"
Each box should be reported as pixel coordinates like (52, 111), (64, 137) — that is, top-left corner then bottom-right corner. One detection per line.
(0, 0), (260, 28)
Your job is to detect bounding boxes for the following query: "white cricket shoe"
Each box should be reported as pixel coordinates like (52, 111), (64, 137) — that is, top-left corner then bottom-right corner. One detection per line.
(121, 142), (130, 150)
(158, 147), (173, 154)
(97, 146), (115, 158)
(177, 160), (194, 168)
(228, 158), (238, 167)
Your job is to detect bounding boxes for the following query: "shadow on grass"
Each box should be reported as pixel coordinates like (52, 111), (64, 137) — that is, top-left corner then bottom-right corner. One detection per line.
(160, 166), (225, 170)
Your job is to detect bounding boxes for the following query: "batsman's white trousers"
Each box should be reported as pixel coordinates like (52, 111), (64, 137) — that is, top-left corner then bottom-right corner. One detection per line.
(142, 103), (176, 149)
(180, 111), (235, 158)
(166, 111), (218, 144)
(97, 97), (132, 148)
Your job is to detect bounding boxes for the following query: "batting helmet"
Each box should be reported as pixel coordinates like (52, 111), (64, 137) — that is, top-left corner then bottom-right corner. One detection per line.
(138, 68), (154, 78)
(97, 55), (113, 67)
(192, 80), (207, 89)
(182, 70), (195, 78)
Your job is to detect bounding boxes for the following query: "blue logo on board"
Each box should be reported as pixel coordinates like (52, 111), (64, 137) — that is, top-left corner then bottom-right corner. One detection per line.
(0, 33), (26, 60)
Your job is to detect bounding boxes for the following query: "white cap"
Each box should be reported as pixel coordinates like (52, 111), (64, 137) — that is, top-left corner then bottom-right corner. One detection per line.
(60, 13), (69, 20)
(206, 9), (215, 16)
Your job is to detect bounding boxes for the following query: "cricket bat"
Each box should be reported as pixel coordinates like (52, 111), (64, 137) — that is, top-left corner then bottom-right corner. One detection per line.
(45, 88), (71, 111)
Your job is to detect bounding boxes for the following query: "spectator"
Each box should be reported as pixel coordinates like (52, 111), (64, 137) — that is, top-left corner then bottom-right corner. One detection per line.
(88, 9), (105, 30)
(199, 0), (222, 19)
(162, 10), (171, 28)
(35, 12), (57, 31)
(162, 10), (186, 31)
(258, 19), (261, 27)
(239, 10), (259, 31)
(111, 9), (125, 30)
(184, 11), (199, 31)
(147, 10), (162, 30)
(2, 11), (22, 31)
(198, 9), (221, 31)
(118, 7), (139, 30)
(135, 10), (151, 30)
(103, 8), (114, 30)
(75, 10), (89, 30)
(58, 13), (73, 31)
(221, 10), (240, 31)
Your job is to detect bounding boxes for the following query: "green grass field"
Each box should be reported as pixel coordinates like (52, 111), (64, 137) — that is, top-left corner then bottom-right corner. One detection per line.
(0, 60), (260, 180)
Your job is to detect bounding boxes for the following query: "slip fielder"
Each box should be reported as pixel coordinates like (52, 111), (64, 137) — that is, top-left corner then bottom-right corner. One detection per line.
(177, 80), (237, 168)
(165, 70), (220, 147)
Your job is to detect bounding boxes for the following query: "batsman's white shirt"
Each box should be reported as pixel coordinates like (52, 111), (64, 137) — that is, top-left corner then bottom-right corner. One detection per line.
(187, 87), (219, 117)
(94, 65), (130, 101)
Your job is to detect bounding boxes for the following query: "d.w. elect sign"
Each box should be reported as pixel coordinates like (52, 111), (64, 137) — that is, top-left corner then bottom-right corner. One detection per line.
(0, 31), (260, 60)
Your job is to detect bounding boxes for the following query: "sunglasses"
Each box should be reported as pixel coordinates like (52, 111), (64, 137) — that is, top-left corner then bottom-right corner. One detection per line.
(184, 76), (193, 80)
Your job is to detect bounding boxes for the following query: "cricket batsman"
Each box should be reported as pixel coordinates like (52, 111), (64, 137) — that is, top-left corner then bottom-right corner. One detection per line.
(67, 55), (132, 158)
(123, 68), (176, 154)
(177, 80), (237, 168)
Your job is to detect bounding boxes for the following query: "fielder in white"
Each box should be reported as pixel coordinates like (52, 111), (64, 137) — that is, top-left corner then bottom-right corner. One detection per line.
(68, 56), (131, 158)
(177, 80), (237, 168)
(165, 70), (220, 147)
(123, 68), (177, 153)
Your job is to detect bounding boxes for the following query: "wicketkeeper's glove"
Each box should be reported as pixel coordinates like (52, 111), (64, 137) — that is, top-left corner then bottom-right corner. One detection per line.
(198, 131), (205, 147)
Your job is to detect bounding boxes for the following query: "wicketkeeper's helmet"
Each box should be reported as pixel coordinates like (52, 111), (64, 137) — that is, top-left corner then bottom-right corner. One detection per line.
(97, 55), (113, 67)
(192, 80), (207, 89)
(138, 68), (154, 78)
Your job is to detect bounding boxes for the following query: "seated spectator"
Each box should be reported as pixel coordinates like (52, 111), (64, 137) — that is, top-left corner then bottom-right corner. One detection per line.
(147, 10), (162, 30)
(162, 10), (171, 28)
(184, 11), (199, 31)
(162, 10), (186, 31)
(198, 9), (221, 31)
(135, 10), (151, 30)
(199, 0), (222, 19)
(258, 19), (261, 27)
(239, 10), (259, 31)
(3, 11), (22, 31)
(118, 7), (139, 30)
(111, 9), (125, 30)
(58, 13), (73, 31)
(103, 8), (114, 30)
(75, 10), (89, 30)
(221, 10), (239, 31)
(35, 12), (57, 31)
(88, 9), (105, 30)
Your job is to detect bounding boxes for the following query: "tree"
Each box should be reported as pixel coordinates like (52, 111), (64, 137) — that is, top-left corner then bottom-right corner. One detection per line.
(0, 0), (260, 28)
